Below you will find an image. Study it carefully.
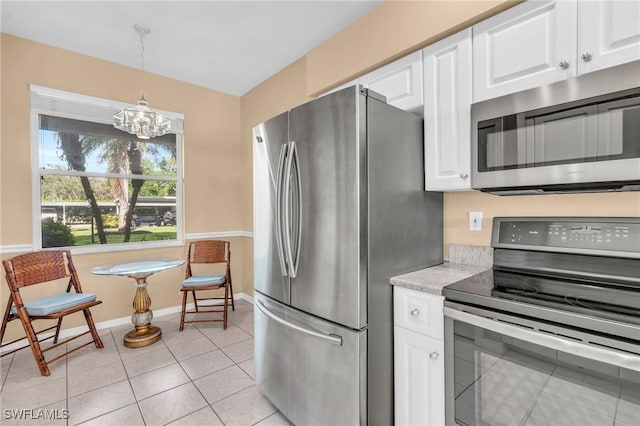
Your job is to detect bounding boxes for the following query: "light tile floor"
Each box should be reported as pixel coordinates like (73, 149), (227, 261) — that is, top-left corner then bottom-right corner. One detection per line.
(0, 300), (293, 426)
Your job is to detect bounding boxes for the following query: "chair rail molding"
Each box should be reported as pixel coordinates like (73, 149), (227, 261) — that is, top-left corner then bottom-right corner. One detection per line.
(0, 244), (34, 254)
(185, 231), (254, 240)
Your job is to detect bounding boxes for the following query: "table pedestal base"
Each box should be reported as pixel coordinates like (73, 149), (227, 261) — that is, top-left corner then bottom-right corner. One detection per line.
(124, 325), (162, 348)
(91, 258), (185, 350)
(124, 274), (161, 348)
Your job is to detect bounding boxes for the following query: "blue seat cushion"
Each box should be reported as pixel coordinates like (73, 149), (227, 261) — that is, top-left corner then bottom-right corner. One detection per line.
(11, 293), (97, 316)
(182, 275), (226, 287)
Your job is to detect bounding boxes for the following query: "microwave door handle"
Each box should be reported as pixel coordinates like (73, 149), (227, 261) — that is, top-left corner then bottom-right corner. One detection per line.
(275, 144), (288, 276)
(444, 307), (640, 372)
(283, 141), (296, 278)
(256, 300), (343, 346)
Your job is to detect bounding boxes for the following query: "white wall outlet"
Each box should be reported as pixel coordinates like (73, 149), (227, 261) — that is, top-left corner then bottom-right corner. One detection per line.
(469, 211), (483, 231)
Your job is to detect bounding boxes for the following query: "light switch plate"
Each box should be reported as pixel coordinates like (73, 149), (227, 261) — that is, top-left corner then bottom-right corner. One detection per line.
(469, 211), (483, 231)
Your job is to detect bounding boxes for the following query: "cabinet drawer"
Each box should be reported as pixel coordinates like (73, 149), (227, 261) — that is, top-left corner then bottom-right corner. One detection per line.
(394, 286), (444, 339)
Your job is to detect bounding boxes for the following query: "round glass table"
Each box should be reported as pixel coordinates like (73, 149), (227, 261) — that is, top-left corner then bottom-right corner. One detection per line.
(91, 258), (185, 348)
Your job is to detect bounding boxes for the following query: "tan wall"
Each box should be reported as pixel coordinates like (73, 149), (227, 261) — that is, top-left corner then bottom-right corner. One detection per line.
(239, 58), (313, 296)
(445, 192), (640, 257)
(0, 34), (249, 340)
(306, 0), (520, 96)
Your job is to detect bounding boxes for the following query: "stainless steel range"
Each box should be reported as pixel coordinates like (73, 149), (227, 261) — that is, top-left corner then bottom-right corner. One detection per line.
(443, 217), (640, 426)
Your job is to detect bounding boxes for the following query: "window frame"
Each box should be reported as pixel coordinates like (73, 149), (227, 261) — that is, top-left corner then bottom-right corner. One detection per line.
(30, 85), (184, 254)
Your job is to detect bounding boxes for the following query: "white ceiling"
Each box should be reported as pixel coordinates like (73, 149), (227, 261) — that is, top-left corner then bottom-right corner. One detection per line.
(1, 0), (381, 96)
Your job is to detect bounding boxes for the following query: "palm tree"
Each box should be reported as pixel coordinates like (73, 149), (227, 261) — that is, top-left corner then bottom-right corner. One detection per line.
(123, 141), (143, 242)
(57, 132), (107, 244)
(58, 129), (176, 244)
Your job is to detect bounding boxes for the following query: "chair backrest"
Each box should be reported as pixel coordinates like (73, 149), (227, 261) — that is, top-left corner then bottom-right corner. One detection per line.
(186, 240), (230, 276)
(3, 250), (78, 291)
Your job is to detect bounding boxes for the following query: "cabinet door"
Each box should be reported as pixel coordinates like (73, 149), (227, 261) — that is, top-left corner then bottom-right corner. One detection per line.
(423, 29), (473, 191)
(473, 0), (577, 102)
(394, 326), (445, 426)
(360, 51), (423, 112)
(578, 0), (640, 75)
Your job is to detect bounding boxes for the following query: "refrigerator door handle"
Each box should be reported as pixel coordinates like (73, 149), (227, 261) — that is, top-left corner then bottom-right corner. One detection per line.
(256, 300), (343, 346)
(291, 141), (302, 278)
(283, 141), (297, 278)
(275, 144), (289, 276)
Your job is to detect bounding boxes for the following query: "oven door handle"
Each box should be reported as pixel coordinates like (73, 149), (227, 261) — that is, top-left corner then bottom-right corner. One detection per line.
(444, 306), (640, 372)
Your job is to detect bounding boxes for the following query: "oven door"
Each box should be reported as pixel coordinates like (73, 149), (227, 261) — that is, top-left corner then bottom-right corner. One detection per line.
(444, 302), (640, 426)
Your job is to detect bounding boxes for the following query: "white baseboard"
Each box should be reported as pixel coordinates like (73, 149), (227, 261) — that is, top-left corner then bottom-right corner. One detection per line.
(1, 292), (254, 355)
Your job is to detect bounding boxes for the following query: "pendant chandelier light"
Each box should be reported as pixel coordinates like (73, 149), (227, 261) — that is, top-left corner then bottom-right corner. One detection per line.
(113, 24), (171, 139)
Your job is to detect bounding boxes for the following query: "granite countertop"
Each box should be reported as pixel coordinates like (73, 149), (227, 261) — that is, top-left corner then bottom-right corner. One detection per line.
(390, 244), (493, 296)
(390, 262), (491, 296)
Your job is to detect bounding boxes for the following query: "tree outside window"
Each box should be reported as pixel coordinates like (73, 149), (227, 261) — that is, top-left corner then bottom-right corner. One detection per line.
(38, 114), (180, 249)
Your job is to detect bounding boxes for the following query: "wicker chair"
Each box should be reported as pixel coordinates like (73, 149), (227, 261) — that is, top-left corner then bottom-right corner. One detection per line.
(1, 250), (104, 376)
(180, 240), (234, 331)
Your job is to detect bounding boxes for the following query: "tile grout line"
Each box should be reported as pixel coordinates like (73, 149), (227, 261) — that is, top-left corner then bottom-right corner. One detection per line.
(69, 329), (141, 426)
(162, 323), (222, 425)
(161, 310), (256, 425)
(1, 303), (257, 426)
(65, 342), (69, 426)
(179, 322), (247, 426)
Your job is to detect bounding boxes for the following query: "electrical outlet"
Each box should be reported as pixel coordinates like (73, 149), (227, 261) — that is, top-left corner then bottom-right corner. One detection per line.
(469, 211), (483, 231)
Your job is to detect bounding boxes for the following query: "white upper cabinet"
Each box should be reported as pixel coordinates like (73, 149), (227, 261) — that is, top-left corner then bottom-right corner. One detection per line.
(360, 51), (424, 112)
(578, 0), (640, 75)
(473, 0), (577, 102)
(423, 29), (473, 191)
(473, 0), (640, 103)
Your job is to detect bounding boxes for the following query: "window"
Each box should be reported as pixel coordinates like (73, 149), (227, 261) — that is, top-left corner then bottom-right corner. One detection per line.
(31, 86), (184, 252)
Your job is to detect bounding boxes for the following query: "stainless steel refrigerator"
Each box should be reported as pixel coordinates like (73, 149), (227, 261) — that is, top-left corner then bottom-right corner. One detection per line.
(253, 86), (443, 426)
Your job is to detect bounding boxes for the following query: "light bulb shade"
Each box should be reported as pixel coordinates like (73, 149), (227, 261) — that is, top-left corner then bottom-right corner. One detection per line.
(113, 97), (171, 139)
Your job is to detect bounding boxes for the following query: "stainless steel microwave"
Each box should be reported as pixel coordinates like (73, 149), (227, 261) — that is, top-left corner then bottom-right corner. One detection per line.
(471, 61), (640, 195)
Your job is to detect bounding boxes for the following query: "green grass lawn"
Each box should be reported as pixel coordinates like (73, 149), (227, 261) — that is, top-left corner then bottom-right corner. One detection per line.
(72, 225), (177, 246)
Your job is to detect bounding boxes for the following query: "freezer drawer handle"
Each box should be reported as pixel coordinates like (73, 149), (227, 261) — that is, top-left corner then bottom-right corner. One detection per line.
(257, 300), (343, 346)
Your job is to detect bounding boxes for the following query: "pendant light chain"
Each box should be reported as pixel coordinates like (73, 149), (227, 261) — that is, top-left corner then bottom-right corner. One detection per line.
(139, 28), (144, 99)
(135, 24), (150, 101)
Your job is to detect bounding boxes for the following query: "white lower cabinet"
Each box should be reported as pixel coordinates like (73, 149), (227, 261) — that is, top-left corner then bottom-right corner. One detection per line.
(395, 327), (445, 426)
(394, 286), (445, 426)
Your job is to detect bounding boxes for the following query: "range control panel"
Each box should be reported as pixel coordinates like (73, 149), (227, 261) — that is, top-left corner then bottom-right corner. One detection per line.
(494, 218), (640, 256)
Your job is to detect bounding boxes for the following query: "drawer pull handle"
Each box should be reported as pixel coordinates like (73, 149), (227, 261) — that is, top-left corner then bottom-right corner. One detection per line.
(429, 351), (439, 360)
(410, 308), (420, 317)
(581, 51), (593, 62)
